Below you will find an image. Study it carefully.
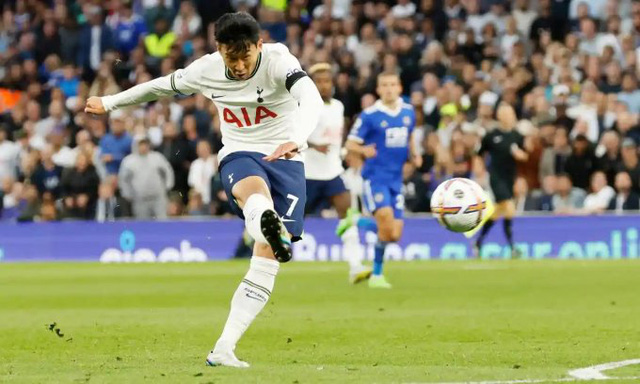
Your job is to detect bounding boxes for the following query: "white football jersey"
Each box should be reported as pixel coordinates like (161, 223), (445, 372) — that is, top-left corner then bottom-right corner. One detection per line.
(101, 43), (320, 162)
(304, 98), (345, 180)
(170, 43), (306, 161)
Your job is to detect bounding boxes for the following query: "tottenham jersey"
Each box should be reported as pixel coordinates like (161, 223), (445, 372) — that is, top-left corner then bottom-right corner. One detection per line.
(304, 98), (345, 180)
(169, 43), (307, 161)
(348, 99), (416, 185)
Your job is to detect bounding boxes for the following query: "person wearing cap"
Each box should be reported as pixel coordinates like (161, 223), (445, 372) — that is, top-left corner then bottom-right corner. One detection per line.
(118, 135), (174, 219)
(99, 110), (133, 175)
(474, 103), (529, 259)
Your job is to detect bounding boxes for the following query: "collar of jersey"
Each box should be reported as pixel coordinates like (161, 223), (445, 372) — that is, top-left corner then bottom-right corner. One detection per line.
(374, 98), (404, 117)
(225, 52), (262, 81)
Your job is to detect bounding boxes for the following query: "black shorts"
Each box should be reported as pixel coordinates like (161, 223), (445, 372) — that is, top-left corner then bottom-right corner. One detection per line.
(490, 175), (514, 203)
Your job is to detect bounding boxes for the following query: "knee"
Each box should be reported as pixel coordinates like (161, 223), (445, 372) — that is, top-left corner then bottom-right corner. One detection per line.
(231, 176), (271, 209)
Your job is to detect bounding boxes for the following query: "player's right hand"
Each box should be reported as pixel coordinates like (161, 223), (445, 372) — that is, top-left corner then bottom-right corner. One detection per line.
(362, 144), (377, 158)
(84, 96), (106, 115)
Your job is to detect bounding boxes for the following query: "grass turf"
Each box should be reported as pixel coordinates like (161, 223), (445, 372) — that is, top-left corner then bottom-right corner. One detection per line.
(1, 260), (640, 383)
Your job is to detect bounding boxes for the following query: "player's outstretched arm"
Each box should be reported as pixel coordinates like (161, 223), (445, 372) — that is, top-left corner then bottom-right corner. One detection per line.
(85, 59), (204, 114)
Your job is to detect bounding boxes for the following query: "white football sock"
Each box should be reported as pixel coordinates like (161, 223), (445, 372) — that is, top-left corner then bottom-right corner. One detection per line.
(214, 256), (279, 352)
(242, 194), (274, 244)
(341, 225), (363, 270)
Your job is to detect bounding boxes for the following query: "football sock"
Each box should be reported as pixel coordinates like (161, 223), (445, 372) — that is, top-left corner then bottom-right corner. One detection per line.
(504, 219), (514, 248)
(373, 241), (388, 276)
(341, 225), (363, 270)
(476, 219), (495, 248)
(214, 256), (279, 352)
(242, 194), (274, 244)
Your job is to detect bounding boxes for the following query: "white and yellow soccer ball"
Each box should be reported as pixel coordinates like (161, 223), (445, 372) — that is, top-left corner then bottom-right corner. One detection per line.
(430, 178), (491, 233)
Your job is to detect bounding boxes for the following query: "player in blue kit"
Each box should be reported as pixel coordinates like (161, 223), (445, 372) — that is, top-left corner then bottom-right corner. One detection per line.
(344, 72), (421, 288)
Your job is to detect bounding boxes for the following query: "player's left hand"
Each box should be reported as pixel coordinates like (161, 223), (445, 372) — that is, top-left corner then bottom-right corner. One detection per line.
(263, 141), (299, 162)
(412, 154), (423, 169)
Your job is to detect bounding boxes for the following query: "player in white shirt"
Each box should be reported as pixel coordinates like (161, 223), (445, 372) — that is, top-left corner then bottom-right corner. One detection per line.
(304, 63), (371, 284)
(84, 12), (323, 368)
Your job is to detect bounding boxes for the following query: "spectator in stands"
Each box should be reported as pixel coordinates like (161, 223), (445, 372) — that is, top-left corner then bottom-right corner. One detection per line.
(596, 130), (622, 186)
(188, 139), (216, 207)
(618, 72), (640, 114)
(158, 121), (194, 203)
(564, 134), (595, 190)
(118, 136), (174, 219)
(0, 126), (19, 180)
(96, 180), (129, 222)
(88, 62), (121, 98)
(186, 189), (207, 216)
(167, 191), (185, 217)
(583, 171), (616, 214)
(608, 171), (640, 212)
(513, 176), (539, 213)
(78, 6), (113, 76)
(61, 151), (100, 219)
(100, 111), (132, 176)
(539, 127), (572, 180)
(172, 0), (202, 37)
(538, 174), (556, 212)
(31, 146), (63, 200)
(110, 0), (147, 57)
(144, 17), (176, 60)
(552, 173), (586, 214)
(619, 138), (640, 193)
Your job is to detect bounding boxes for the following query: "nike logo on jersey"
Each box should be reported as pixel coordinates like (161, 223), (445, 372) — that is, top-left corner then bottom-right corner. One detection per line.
(228, 173), (234, 183)
(211, 94), (224, 99)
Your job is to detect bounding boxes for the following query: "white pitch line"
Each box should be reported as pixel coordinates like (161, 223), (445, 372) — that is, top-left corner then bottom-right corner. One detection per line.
(409, 376), (640, 384)
(407, 358), (640, 384)
(568, 358), (640, 380)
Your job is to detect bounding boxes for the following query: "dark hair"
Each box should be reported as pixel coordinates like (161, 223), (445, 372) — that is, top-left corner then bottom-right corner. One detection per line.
(214, 12), (260, 54)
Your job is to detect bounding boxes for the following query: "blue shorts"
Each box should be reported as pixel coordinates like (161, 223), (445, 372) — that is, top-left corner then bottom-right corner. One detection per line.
(363, 179), (404, 219)
(219, 152), (306, 241)
(305, 176), (348, 215)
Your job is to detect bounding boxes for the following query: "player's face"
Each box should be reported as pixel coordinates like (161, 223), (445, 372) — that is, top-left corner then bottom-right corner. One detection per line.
(376, 75), (402, 104)
(313, 71), (333, 101)
(218, 39), (263, 80)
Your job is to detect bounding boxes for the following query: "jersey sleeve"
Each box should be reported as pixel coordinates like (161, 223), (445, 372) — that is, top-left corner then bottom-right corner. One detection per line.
(101, 56), (208, 111)
(478, 132), (491, 155)
(347, 113), (370, 144)
(269, 44), (309, 92)
(169, 56), (208, 95)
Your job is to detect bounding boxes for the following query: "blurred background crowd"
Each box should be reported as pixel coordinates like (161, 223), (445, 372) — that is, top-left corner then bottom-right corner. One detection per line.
(1, 0), (640, 222)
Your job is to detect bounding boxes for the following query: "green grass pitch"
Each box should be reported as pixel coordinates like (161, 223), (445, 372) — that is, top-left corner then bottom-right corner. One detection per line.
(2, 260), (640, 383)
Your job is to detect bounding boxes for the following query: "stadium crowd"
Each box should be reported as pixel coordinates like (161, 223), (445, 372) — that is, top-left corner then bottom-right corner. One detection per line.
(0, 0), (640, 222)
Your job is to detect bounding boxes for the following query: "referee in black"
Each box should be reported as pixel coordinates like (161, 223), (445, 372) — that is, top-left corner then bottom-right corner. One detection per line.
(475, 103), (529, 259)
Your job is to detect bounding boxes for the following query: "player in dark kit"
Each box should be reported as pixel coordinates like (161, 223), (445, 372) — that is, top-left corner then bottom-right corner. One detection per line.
(474, 103), (528, 258)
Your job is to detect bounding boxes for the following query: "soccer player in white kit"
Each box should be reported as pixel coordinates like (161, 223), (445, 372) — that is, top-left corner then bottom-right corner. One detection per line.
(304, 63), (371, 284)
(84, 12), (323, 368)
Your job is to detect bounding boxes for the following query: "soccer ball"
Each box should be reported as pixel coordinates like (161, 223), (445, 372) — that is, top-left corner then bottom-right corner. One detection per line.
(430, 178), (490, 233)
